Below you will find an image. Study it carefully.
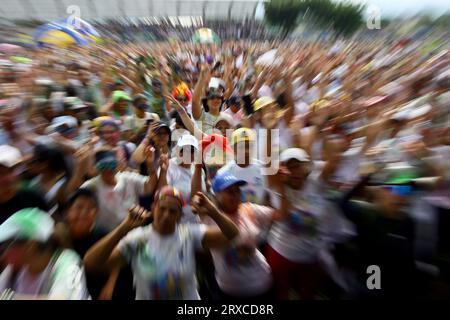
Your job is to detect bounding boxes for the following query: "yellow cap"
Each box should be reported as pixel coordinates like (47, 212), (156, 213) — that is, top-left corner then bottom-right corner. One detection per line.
(231, 128), (256, 145)
(254, 96), (276, 112)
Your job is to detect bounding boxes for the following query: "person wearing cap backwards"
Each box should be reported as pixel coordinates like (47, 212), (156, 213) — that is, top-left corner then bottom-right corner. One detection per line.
(265, 148), (353, 299)
(194, 171), (290, 299)
(217, 128), (267, 205)
(0, 145), (48, 224)
(158, 134), (206, 224)
(84, 186), (239, 300)
(123, 94), (160, 144)
(0, 208), (90, 300)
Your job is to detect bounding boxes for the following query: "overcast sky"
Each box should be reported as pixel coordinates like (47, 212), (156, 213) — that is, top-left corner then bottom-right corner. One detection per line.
(351, 0), (450, 17)
(256, 0), (450, 19)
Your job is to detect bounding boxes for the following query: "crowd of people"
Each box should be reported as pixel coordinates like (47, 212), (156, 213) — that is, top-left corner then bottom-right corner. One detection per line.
(94, 19), (270, 43)
(0, 32), (449, 300)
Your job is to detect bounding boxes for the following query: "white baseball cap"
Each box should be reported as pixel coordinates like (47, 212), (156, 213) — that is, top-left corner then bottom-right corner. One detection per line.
(0, 145), (22, 168)
(176, 134), (199, 150)
(280, 148), (310, 163)
(214, 113), (235, 127)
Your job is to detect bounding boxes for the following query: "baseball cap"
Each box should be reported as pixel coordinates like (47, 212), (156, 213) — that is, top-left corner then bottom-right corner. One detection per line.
(0, 145), (22, 168)
(206, 87), (224, 99)
(154, 122), (171, 135)
(64, 96), (86, 110)
(51, 116), (78, 129)
(177, 134), (199, 150)
(214, 113), (235, 127)
(0, 208), (54, 244)
(132, 93), (147, 105)
(254, 96), (275, 112)
(112, 90), (131, 103)
(280, 148), (310, 163)
(212, 172), (247, 194)
(231, 128), (256, 146)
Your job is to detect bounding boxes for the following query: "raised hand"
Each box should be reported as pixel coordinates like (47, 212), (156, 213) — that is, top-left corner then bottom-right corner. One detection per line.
(121, 205), (151, 231)
(191, 192), (218, 217)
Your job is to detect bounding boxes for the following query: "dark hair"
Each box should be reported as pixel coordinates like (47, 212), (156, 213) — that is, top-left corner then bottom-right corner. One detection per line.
(65, 188), (98, 210)
(33, 144), (70, 177)
(170, 110), (187, 130)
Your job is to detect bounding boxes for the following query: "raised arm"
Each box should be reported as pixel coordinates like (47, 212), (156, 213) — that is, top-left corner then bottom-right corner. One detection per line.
(191, 192), (239, 249)
(84, 206), (151, 273)
(192, 65), (211, 120)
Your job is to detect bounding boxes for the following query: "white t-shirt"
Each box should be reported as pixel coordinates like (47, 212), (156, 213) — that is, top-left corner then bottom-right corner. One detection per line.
(217, 160), (267, 205)
(81, 172), (148, 231)
(330, 147), (364, 185)
(196, 110), (224, 135)
(0, 249), (90, 300)
(118, 224), (206, 300)
(206, 203), (274, 297)
(268, 172), (353, 263)
(164, 158), (205, 224)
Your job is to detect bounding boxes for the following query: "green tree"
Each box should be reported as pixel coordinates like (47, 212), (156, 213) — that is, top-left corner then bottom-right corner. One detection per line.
(264, 0), (304, 38)
(264, 0), (365, 38)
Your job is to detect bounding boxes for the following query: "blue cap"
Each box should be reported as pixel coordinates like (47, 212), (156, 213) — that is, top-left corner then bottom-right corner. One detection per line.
(212, 172), (247, 194)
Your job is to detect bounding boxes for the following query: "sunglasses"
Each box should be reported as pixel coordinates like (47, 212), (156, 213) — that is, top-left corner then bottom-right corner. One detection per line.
(96, 160), (118, 171)
(177, 97), (189, 103)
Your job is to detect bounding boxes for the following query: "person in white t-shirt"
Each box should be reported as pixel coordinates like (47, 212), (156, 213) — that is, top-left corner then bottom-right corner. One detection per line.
(217, 128), (267, 205)
(159, 134), (206, 224)
(202, 171), (290, 299)
(192, 66), (226, 134)
(266, 148), (353, 299)
(84, 186), (239, 300)
(81, 149), (159, 232)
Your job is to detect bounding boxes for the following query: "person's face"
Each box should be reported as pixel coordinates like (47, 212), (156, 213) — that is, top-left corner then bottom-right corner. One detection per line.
(230, 103), (240, 113)
(99, 125), (120, 146)
(152, 83), (162, 94)
(285, 159), (311, 189)
(79, 70), (91, 84)
(66, 196), (97, 238)
(234, 141), (252, 165)
(154, 197), (182, 233)
(153, 130), (169, 148)
(377, 187), (409, 216)
(0, 165), (18, 199)
(207, 96), (222, 112)
(215, 120), (231, 137)
(176, 95), (189, 108)
(217, 185), (241, 214)
(117, 100), (129, 115)
(100, 169), (117, 185)
(179, 146), (196, 164)
(0, 107), (16, 131)
(0, 240), (29, 269)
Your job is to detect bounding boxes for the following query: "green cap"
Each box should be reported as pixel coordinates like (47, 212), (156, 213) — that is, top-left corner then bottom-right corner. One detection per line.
(112, 90), (131, 103)
(381, 164), (419, 185)
(0, 208), (54, 243)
